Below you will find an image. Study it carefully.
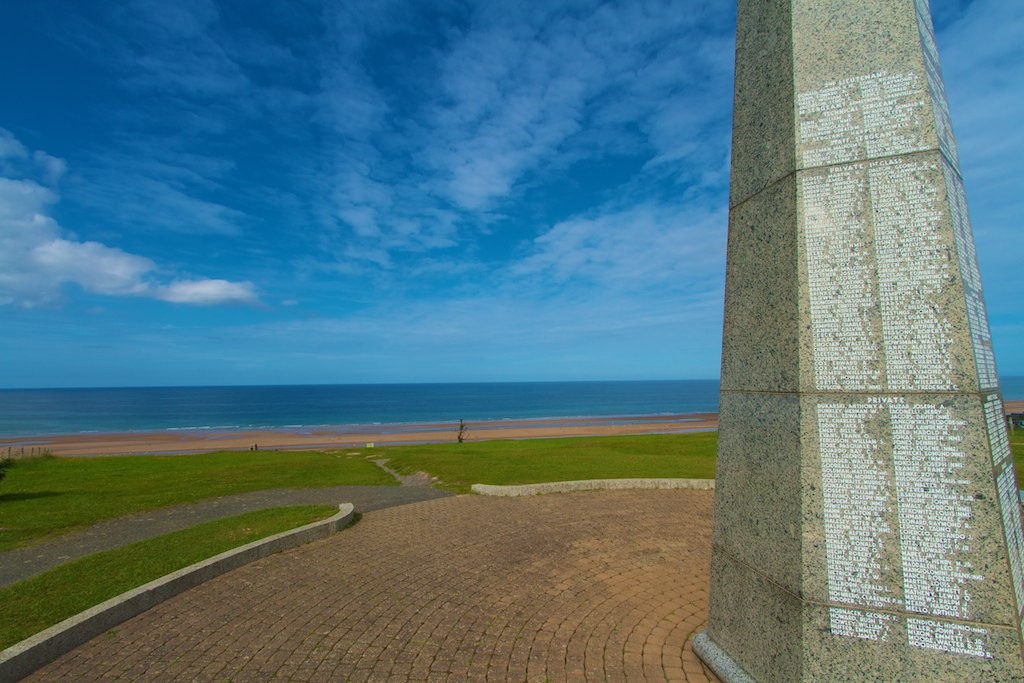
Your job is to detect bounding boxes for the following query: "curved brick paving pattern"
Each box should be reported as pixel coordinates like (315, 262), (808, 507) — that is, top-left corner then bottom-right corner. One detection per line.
(28, 489), (720, 682)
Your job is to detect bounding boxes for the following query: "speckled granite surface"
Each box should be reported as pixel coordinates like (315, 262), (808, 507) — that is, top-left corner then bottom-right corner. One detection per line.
(699, 0), (1024, 680)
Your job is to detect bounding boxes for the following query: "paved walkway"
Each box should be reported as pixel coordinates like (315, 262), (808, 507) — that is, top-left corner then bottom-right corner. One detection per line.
(0, 485), (450, 587)
(28, 489), (719, 682)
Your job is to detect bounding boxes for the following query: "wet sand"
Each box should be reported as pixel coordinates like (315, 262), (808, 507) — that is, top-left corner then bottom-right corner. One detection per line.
(0, 413), (720, 457)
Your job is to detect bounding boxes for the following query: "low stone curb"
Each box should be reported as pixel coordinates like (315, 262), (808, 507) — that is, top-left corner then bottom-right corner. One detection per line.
(471, 478), (715, 496)
(0, 503), (355, 683)
(692, 631), (755, 683)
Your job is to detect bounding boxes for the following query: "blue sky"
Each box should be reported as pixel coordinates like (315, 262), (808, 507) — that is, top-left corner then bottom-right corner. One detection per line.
(0, 0), (1021, 388)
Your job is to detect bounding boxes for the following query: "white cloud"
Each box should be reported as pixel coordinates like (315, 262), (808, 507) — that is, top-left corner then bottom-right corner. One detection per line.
(0, 130), (28, 160)
(31, 239), (154, 296)
(0, 177), (65, 306)
(0, 130), (259, 308)
(33, 151), (67, 185)
(155, 279), (259, 305)
(510, 203), (726, 292)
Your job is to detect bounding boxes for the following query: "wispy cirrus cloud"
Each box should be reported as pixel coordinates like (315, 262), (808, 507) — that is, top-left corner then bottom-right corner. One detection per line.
(240, 194), (728, 381)
(52, 0), (320, 246)
(49, 0), (735, 283)
(418, 1), (733, 211)
(79, 154), (247, 237)
(69, 0), (247, 98)
(303, 0), (734, 282)
(0, 130), (259, 308)
(509, 203), (725, 291)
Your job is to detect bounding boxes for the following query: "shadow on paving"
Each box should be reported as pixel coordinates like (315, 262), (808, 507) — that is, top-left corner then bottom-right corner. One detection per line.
(0, 485), (451, 587)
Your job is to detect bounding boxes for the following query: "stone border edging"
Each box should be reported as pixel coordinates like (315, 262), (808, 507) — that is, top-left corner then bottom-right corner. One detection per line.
(692, 632), (755, 683)
(0, 503), (355, 683)
(471, 478), (715, 496)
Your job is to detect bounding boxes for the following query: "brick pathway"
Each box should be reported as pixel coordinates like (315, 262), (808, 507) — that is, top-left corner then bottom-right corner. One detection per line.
(29, 489), (719, 682)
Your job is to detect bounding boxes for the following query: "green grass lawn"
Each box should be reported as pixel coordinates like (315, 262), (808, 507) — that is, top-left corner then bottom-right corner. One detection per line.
(376, 432), (718, 493)
(0, 505), (336, 651)
(0, 450), (392, 552)
(1011, 428), (1024, 482)
(2, 426), (1015, 555)
(380, 428), (1024, 495)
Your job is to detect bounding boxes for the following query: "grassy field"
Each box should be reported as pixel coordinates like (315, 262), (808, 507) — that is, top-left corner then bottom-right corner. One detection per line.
(380, 429), (1024, 495)
(1011, 428), (1024, 481)
(376, 432), (718, 493)
(0, 505), (336, 651)
(0, 450), (392, 552)
(2, 428), (1018, 553)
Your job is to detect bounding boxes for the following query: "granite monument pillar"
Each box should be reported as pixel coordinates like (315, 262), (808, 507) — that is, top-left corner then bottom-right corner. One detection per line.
(693, 0), (1024, 680)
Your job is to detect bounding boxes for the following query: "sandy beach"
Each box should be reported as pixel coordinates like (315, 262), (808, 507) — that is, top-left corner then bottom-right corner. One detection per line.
(6, 399), (1020, 457)
(0, 413), (720, 457)
(1006, 400), (1024, 414)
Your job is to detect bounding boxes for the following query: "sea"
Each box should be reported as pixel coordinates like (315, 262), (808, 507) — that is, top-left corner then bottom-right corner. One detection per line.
(0, 380), (719, 437)
(2, 378), (1023, 437)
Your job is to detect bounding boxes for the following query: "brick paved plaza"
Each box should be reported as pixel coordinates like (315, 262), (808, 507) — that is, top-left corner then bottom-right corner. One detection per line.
(29, 489), (720, 682)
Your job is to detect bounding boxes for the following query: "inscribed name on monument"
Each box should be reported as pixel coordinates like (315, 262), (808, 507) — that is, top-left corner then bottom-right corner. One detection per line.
(794, 3), (1020, 662)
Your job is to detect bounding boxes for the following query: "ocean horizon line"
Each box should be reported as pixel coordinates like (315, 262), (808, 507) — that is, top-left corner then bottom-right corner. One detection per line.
(3, 378), (1022, 439)
(0, 380), (721, 437)
(0, 378), (718, 392)
(2, 374), (1021, 392)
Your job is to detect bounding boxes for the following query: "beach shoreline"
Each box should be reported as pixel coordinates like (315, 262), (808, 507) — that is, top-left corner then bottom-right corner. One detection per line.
(6, 398), (1021, 457)
(0, 413), (720, 457)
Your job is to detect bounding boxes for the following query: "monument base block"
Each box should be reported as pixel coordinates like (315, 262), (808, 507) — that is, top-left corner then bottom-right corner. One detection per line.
(692, 632), (756, 683)
(696, 615), (1024, 682)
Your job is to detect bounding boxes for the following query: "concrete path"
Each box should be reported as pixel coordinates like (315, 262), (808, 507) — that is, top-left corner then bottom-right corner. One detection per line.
(27, 489), (720, 682)
(0, 485), (451, 587)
